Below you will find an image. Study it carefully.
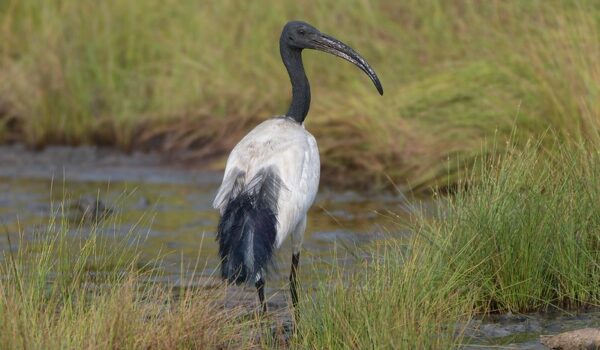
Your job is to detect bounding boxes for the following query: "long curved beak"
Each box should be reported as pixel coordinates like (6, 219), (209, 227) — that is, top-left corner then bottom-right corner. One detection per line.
(310, 33), (383, 95)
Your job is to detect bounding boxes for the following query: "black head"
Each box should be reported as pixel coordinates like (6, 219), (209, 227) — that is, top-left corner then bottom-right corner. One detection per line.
(281, 21), (321, 50)
(280, 21), (383, 95)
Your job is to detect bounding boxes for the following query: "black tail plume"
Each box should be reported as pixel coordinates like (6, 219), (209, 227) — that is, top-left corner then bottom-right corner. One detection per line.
(217, 168), (281, 285)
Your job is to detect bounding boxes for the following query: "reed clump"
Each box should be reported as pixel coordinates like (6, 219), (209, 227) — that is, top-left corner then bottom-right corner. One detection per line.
(296, 141), (600, 348)
(420, 141), (600, 313)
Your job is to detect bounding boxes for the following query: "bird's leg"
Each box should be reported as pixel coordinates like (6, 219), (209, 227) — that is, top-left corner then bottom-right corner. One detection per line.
(255, 277), (267, 313)
(290, 217), (305, 322)
(289, 252), (300, 309)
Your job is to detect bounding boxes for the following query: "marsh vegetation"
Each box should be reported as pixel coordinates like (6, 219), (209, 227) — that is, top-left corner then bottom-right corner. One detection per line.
(1, 0), (598, 191)
(0, 140), (598, 349)
(0, 0), (599, 348)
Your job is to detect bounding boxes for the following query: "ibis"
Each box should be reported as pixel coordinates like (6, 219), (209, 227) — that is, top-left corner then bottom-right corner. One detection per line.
(213, 21), (383, 312)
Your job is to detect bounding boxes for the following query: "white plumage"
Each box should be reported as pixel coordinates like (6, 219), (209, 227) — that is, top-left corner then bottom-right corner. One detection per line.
(213, 117), (320, 252)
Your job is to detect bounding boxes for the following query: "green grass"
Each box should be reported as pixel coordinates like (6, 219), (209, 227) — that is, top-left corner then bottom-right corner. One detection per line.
(295, 141), (600, 349)
(294, 239), (477, 349)
(1, 0), (599, 191)
(422, 140), (600, 312)
(0, 203), (262, 349)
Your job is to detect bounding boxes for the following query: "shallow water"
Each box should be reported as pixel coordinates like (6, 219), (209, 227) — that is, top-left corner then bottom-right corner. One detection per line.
(0, 145), (597, 348)
(463, 311), (600, 349)
(0, 145), (411, 301)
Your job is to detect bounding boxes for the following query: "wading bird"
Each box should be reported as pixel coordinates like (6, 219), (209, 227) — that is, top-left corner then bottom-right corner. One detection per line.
(213, 21), (383, 312)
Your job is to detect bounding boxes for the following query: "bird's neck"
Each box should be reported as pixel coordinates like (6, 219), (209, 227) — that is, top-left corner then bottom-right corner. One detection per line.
(280, 45), (310, 124)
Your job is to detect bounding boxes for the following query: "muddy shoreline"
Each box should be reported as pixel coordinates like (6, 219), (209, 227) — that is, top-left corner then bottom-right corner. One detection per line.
(0, 143), (222, 185)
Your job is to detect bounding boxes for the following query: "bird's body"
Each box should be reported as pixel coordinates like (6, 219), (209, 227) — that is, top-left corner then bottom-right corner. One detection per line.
(213, 21), (382, 312)
(213, 116), (320, 255)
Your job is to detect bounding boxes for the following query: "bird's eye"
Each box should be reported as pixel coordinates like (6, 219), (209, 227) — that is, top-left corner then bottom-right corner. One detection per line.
(298, 29), (305, 35)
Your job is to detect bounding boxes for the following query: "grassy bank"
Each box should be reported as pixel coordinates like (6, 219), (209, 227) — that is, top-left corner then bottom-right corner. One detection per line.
(295, 239), (477, 349)
(1, 0), (599, 191)
(295, 142), (600, 348)
(424, 141), (600, 312)
(0, 206), (262, 349)
(0, 200), (478, 349)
